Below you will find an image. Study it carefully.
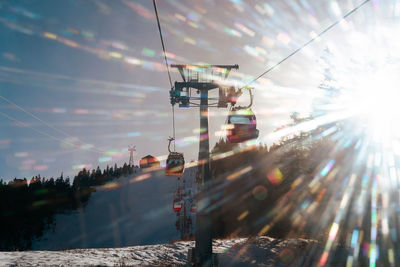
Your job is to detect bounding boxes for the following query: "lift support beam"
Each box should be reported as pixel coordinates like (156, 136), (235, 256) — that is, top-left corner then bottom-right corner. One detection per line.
(170, 64), (238, 267)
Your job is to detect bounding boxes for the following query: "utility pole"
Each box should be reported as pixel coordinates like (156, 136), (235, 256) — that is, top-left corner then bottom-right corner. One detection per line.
(170, 64), (239, 267)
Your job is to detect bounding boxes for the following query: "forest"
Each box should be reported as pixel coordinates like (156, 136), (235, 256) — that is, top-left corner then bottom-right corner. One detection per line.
(0, 163), (136, 250)
(208, 122), (347, 240)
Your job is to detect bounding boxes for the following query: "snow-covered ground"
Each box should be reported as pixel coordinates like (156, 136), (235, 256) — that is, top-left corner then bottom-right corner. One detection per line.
(32, 167), (196, 250)
(0, 168), (333, 266)
(0, 236), (319, 266)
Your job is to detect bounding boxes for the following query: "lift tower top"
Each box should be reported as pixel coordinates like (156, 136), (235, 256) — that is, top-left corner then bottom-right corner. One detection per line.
(170, 64), (239, 108)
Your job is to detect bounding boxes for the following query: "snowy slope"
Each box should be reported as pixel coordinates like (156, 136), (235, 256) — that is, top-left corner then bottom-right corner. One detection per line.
(1, 237), (320, 266)
(32, 167), (196, 250)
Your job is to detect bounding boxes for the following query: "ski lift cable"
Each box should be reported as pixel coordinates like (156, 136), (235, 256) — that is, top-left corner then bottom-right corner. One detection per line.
(0, 95), (106, 154)
(153, 0), (176, 150)
(152, 0), (173, 89)
(172, 105), (176, 151)
(243, 0), (371, 87)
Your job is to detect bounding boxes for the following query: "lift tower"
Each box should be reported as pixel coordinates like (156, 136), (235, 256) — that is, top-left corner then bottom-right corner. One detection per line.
(170, 64), (239, 266)
(128, 145), (136, 167)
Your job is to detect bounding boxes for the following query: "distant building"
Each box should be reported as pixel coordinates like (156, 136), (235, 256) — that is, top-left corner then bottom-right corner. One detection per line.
(139, 155), (160, 169)
(9, 178), (28, 187)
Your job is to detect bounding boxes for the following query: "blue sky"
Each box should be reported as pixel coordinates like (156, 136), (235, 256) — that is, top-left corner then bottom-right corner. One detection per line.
(0, 0), (391, 180)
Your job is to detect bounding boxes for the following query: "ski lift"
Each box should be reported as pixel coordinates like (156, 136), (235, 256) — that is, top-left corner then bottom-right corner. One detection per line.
(226, 88), (259, 143)
(166, 137), (185, 177)
(173, 200), (183, 212)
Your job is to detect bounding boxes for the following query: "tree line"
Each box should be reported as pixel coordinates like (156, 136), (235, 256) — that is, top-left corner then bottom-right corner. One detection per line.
(0, 163), (136, 251)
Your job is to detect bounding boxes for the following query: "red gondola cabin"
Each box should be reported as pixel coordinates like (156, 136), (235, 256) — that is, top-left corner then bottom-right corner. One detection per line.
(166, 152), (185, 177)
(226, 108), (259, 143)
(173, 200), (183, 212)
(190, 203), (197, 213)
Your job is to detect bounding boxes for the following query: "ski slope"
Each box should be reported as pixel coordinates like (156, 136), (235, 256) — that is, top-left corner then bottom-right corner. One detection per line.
(32, 167), (196, 250)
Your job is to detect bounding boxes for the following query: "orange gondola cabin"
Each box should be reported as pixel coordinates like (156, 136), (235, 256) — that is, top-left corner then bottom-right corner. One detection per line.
(139, 155), (160, 169)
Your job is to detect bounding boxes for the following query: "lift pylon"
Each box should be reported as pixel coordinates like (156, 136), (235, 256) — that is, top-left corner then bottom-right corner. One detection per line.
(128, 145), (136, 167)
(170, 64), (239, 267)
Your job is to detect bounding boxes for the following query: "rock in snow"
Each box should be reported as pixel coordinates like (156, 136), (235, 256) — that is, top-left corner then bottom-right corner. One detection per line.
(0, 236), (319, 266)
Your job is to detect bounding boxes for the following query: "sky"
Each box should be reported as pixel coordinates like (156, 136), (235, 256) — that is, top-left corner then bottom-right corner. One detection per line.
(0, 0), (398, 181)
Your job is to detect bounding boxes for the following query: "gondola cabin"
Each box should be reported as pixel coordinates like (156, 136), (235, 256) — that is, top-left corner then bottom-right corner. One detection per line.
(190, 203), (197, 213)
(166, 152), (185, 177)
(139, 155), (160, 169)
(226, 109), (259, 143)
(173, 200), (183, 212)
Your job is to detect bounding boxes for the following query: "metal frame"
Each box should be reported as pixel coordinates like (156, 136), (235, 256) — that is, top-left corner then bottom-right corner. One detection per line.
(170, 64), (239, 266)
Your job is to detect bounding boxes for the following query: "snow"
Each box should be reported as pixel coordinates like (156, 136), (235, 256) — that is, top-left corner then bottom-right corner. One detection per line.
(0, 237), (319, 266)
(0, 167), (325, 266)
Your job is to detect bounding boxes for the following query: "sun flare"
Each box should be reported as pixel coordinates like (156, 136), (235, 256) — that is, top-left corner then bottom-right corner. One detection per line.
(344, 66), (400, 141)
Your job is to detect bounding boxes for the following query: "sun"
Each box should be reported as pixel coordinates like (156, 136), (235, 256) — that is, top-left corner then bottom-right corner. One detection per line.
(347, 66), (400, 142)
